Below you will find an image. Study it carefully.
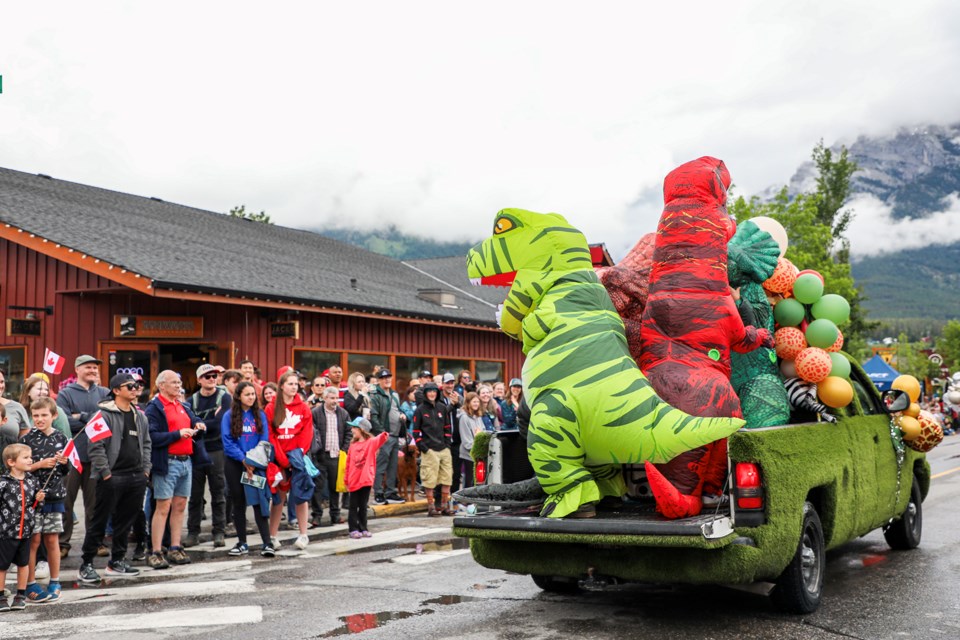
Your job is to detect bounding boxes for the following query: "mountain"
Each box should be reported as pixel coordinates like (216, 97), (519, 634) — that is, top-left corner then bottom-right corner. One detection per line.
(780, 123), (960, 322)
(317, 225), (476, 261)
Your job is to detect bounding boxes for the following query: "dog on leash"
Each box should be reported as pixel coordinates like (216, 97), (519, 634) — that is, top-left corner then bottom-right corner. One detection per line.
(397, 443), (420, 503)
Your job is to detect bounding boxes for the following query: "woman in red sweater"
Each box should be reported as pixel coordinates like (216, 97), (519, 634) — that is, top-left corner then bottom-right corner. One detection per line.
(265, 371), (314, 550)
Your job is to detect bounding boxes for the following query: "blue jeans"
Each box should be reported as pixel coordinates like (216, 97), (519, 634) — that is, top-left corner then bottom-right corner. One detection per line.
(152, 458), (193, 500)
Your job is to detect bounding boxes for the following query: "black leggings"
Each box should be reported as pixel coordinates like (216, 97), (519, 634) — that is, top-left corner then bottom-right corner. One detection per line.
(348, 486), (371, 533)
(224, 458), (271, 546)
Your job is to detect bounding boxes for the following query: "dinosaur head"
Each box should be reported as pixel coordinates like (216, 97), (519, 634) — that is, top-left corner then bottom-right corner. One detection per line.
(466, 208), (592, 339)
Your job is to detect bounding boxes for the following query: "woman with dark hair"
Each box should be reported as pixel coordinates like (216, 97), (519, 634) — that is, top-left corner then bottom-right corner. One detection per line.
(502, 379), (523, 430)
(262, 382), (278, 407)
(221, 382), (273, 557)
(454, 370), (473, 399)
(400, 386), (418, 423)
(458, 392), (485, 489)
(265, 371), (314, 550)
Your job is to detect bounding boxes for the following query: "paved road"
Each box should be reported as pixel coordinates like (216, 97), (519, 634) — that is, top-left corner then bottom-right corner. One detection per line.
(4, 437), (960, 639)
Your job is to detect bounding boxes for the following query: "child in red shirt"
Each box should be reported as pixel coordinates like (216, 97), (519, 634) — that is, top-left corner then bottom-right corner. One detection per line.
(344, 417), (388, 539)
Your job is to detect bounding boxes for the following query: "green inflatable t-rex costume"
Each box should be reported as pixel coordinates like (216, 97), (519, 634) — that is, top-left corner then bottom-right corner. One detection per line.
(466, 209), (745, 518)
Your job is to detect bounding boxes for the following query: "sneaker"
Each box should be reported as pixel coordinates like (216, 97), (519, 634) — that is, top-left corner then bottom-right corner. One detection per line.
(361, 530), (372, 538)
(0, 597), (9, 612)
(96, 545), (109, 557)
(34, 560), (50, 580)
(182, 533), (199, 548)
(270, 536), (281, 549)
(10, 594), (26, 610)
(46, 581), (61, 601)
(373, 495), (387, 505)
(78, 563), (102, 584)
(25, 583), (51, 603)
(146, 553), (170, 570)
(106, 560), (140, 577)
(284, 519), (300, 531)
(349, 531), (362, 539)
(167, 547), (192, 565)
(293, 534), (309, 550)
(213, 533), (225, 547)
(228, 542), (249, 556)
(385, 495), (405, 505)
(260, 544), (276, 557)
(132, 544), (147, 561)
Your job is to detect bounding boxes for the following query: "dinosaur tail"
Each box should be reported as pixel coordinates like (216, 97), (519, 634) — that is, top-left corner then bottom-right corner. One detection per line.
(453, 477), (546, 507)
(645, 461), (702, 519)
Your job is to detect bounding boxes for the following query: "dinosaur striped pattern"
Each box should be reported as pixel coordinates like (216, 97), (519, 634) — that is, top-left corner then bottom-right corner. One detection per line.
(466, 208), (745, 518)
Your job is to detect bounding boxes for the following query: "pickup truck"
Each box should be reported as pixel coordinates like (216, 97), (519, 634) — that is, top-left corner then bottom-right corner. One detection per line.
(453, 356), (929, 613)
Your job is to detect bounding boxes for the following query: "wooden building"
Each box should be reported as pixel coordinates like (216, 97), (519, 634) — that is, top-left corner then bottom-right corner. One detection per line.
(0, 168), (523, 396)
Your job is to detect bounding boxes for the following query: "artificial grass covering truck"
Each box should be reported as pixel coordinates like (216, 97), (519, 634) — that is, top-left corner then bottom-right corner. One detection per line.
(454, 368), (929, 613)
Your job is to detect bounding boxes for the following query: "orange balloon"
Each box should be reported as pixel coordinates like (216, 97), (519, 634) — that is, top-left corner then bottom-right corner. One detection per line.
(795, 347), (832, 383)
(892, 375), (921, 403)
(763, 257), (799, 294)
(826, 329), (844, 353)
(817, 376), (854, 409)
(898, 415), (921, 442)
(903, 402), (921, 418)
(775, 327), (807, 360)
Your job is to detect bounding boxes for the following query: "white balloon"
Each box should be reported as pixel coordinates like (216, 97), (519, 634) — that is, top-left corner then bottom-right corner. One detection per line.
(749, 216), (788, 258)
(780, 359), (797, 379)
(947, 390), (960, 405)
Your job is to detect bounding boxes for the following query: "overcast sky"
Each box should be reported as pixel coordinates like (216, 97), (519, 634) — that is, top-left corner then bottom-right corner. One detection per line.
(2, 1), (959, 259)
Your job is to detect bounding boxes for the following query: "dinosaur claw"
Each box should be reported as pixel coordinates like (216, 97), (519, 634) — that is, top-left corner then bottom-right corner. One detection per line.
(644, 461), (702, 519)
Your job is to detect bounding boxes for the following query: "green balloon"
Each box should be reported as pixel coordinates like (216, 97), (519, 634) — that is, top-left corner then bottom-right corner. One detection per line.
(829, 352), (851, 379)
(773, 298), (805, 327)
(806, 318), (839, 349)
(811, 294), (851, 326)
(792, 273), (824, 304)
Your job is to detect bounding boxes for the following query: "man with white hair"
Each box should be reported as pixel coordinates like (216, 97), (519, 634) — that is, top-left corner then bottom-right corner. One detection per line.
(144, 370), (206, 569)
(309, 386), (352, 526)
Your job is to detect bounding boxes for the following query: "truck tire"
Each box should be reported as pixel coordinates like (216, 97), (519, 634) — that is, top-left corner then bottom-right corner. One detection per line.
(883, 475), (922, 550)
(531, 574), (580, 594)
(772, 501), (824, 614)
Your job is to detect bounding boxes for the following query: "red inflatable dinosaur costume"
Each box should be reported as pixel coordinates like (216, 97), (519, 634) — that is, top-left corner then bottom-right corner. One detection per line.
(639, 156), (772, 518)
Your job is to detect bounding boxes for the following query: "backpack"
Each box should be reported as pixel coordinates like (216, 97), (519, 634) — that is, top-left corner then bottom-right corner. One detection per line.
(191, 388), (226, 422)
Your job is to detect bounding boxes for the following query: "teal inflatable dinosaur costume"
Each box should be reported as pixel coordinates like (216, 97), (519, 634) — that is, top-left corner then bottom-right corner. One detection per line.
(466, 209), (745, 518)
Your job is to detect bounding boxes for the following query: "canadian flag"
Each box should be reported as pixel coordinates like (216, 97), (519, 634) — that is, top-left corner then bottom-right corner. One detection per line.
(84, 411), (112, 443)
(62, 439), (82, 473)
(43, 348), (65, 375)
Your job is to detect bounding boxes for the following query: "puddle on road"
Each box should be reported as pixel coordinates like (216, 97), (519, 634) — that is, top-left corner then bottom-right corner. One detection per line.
(370, 538), (470, 562)
(318, 593), (482, 636)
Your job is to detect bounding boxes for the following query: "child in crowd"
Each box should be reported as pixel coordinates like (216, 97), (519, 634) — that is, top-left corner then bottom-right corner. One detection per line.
(0, 443), (45, 612)
(344, 417), (388, 539)
(21, 398), (68, 602)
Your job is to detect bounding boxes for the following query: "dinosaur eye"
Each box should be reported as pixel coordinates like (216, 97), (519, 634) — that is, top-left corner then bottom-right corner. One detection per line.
(494, 218), (515, 234)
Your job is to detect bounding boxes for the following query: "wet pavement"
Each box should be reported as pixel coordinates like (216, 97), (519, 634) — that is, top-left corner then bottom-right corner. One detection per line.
(3, 437), (960, 639)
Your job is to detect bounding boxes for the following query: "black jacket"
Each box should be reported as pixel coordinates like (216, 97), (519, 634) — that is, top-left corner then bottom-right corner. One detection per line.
(412, 398), (451, 452)
(310, 404), (353, 456)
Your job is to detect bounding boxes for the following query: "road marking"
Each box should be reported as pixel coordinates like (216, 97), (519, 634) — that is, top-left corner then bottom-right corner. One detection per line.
(275, 526), (449, 558)
(55, 578), (256, 604)
(0, 605), (262, 636)
(389, 548), (472, 565)
(4, 558), (253, 585)
(931, 465), (960, 479)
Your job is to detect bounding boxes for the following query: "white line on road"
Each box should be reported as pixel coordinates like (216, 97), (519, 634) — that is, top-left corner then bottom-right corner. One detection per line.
(389, 548), (473, 565)
(275, 526), (450, 558)
(54, 577), (256, 605)
(0, 605), (262, 637)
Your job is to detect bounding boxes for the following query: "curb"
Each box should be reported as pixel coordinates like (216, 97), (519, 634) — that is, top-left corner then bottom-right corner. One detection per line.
(369, 499), (428, 518)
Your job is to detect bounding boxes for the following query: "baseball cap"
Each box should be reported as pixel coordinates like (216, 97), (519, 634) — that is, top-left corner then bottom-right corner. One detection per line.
(347, 417), (373, 431)
(75, 355), (102, 368)
(377, 369), (393, 378)
(108, 373), (140, 391)
(213, 365), (225, 372)
(196, 363), (218, 378)
(442, 372), (456, 383)
(509, 378), (523, 387)
(419, 370), (433, 378)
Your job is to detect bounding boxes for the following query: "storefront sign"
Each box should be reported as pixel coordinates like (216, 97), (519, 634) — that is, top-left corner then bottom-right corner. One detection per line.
(7, 318), (41, 337)
(113, 315), (204, 339)
(270, 321), (299, 339)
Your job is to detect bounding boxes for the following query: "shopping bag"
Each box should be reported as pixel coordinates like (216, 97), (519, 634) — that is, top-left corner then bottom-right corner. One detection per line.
(336, 450), (348, 493)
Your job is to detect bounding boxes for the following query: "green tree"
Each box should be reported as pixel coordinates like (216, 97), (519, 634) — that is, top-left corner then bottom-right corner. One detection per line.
(935, 320), (960, 372)
(812, 140), (858, 238)
(229, 205), (272, 224)
(894, 332), (939, 381)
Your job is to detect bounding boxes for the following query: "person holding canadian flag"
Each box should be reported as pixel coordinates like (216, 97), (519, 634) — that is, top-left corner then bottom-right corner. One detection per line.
(76, 373), (152, 584)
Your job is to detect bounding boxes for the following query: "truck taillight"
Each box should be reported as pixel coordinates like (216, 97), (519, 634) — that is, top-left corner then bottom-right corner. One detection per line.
(475, 460), (486, 484)
(735, 462), (763, 510)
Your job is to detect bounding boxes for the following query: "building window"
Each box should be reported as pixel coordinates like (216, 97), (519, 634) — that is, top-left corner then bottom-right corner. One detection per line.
(0, 346), (27, 400)
(475, 360), (505, 384)
(293, 350), (341, 382)
(347, 353), (390, 381)
(394, 356), (433, 394)
(437, 359), (471, 383)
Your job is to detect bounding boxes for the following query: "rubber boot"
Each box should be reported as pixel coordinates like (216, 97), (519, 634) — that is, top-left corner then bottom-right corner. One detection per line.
(440, 487), (454, 515)
(645, 461), (702, 519)
(426, 493), (440, 517)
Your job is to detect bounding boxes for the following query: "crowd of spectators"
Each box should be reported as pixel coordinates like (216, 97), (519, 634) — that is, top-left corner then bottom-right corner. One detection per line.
(0, 354), (524, 608)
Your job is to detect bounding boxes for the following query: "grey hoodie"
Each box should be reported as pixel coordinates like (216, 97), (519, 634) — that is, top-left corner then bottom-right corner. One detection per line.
(88, 400), (152, 480)
(55, 382), (110, 461)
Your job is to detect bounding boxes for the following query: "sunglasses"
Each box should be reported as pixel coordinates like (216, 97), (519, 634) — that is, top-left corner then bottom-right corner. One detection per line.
(120, 383), (143, 391)
(200, 373), (219, 380)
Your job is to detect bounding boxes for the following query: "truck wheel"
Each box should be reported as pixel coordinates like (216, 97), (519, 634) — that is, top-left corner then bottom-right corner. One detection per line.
(772, 501), (824, 614)
(531, 574), (580, 594)
(883, 475), (922, 550)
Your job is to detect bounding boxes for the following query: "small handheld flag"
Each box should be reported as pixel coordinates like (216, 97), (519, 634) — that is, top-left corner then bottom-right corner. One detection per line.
(83, 411), (112, 443)
(43, 348), (65, 375)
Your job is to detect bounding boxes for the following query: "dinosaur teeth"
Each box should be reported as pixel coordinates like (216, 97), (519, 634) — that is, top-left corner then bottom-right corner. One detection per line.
(470, 278), (481, 286)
